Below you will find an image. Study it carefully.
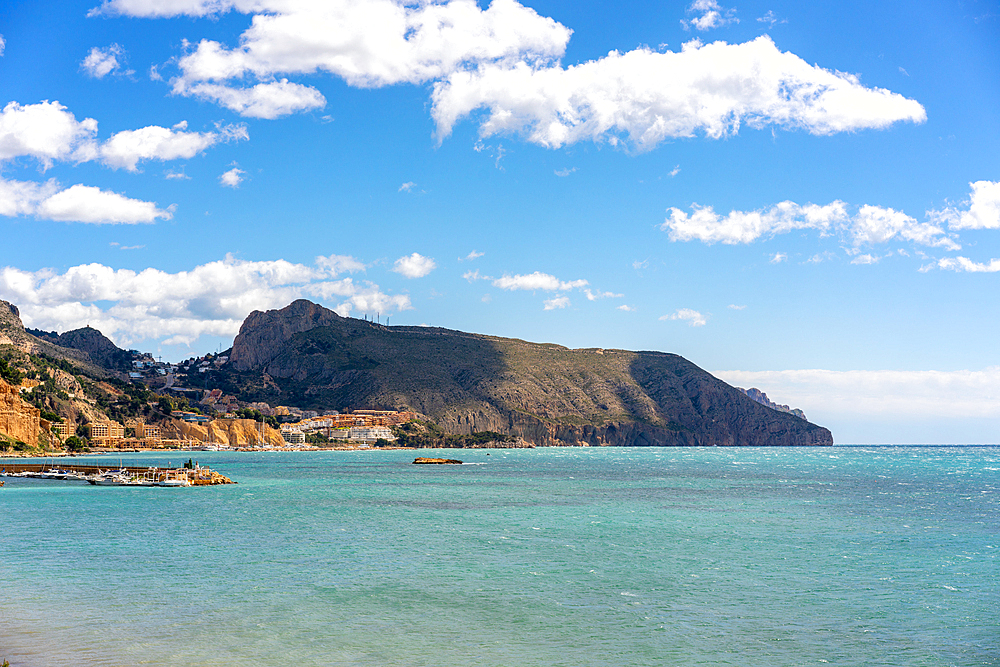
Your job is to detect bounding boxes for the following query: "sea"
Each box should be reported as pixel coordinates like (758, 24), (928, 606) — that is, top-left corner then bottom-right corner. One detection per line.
(1, 446), (997, 666)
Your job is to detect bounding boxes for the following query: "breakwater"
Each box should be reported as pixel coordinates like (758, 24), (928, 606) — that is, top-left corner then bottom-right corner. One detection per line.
(0, 460), (235, 485)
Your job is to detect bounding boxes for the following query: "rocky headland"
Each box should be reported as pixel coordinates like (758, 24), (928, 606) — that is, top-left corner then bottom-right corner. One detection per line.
(216, 300), (834, 447)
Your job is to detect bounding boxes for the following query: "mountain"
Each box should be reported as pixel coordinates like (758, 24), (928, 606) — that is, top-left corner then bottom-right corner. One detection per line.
(27, 325), (135, 372)
(0, 300), (108, 376)
(217, 300), (833, 446)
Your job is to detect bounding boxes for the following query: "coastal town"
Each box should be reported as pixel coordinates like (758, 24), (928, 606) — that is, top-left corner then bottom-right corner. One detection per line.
(1, 345), (417, 453)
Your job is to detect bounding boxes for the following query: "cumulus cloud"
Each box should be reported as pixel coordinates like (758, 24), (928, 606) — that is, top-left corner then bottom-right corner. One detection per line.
(101, 122), (248, 171)
(432, 36), (926, 150)
(928, 180), (1000, 230)
(770, 252), (787, 263)
(543, 295), (570, 310)
(682, 0), (738, 31)
(393, 252), (436, 278)
(583, 289), (623, 300)
(124, 0), (570, 119)
(663, 199), (960, 251)
(80, 44), (130, 78)
(617, 304), (634, 312)
(92, 1), (920, 152)
(219, 166), (245, 188)
(0, 177), (173, 224)
(492, 271), (587, 291)
(0, 100), (247, 172)
(179, 79), (327, 119)
(0, 254), (406, 347)
(928, 256), (1000, 273)
(398, 181), (416, 192)
(0, 101), (99, 168)
(660, 308), (706, 326)
(664, 200), (849, 244)
(850, 253), (880, 265)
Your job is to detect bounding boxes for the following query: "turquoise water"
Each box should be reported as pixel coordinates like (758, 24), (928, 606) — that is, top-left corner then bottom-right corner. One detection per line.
(1, 447), (997, 666)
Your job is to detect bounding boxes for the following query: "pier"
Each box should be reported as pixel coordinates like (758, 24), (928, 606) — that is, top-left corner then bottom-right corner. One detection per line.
(0, 461), (235, 485)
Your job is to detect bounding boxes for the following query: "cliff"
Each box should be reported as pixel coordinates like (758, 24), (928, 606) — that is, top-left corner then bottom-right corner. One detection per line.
(229, 299), (343, 371)
(0, 378), (41, 446)
(217, 300), (833, 447)
(159, 418), (285, 447)
(738, 387), (808, 420)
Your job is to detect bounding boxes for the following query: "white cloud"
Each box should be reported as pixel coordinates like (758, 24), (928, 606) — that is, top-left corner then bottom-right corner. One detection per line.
(179, 79), (327, 119)
(101, 122), (248, 171)
(727, 304), (746, 310)
(462, 269), (486, 282)
(930, 256), (1000, 273)
(663, 199), (960, 251)
(770, 252), (787, 263)
(93, 1), (920, 154)
(81, 44), (129, 78)
(398, 181), (416, 192)
(393, 252), (436, 278)
(36, 184), (174, 224)
(432, 36), (925, 150)
(543, 295), (570, 310)
(315, 254), (366, 274)
(757, 10), (784, 27)
(850, 253), (880, 265)
(0, 101), (235, 172)
(0, 35), (6, 57)
(929, 180), (1000, 230)
(0, 177), (173, 224)
(663, 200), (848, 244)
(0, 254), (408, 347)
(219, 166), (245, 188)
(492, 271), (587, 291)
(554, 167), (576, 177)
(682, 0), (738, 31)
(669, 165), (680, 177)
(850, 204), (957, 249)
(660, 308), (706, 326)
(463, 250), (484, 261)
(144, 0), (569, 119)
(0, 101), (99, 168)
(583, 289), (623, 301)
(713, 368), (1000, 421)
(617, 304), (634, 312)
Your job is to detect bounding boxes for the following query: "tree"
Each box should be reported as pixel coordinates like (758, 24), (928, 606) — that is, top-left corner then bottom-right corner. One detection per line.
(158, 397), (174, 414)
(64, 436), (86, 452)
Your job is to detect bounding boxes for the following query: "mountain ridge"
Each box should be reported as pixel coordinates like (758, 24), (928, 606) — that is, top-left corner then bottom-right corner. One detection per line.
(218, 300), (833, 446)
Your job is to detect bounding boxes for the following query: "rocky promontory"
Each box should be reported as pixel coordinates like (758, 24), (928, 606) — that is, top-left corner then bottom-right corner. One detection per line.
(216, 300), (834, 447)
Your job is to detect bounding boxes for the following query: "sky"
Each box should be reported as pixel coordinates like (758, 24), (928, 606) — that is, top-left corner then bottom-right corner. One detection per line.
(1, 0), (998, 443)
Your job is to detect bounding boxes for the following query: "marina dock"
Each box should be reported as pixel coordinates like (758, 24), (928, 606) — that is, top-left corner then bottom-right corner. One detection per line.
(0, 461), (235, 486)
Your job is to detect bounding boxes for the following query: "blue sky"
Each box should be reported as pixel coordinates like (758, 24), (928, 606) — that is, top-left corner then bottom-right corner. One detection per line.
(1, 0), (998, 443)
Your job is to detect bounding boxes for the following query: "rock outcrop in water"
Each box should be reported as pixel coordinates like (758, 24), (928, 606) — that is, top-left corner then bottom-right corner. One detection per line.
(217, 300), (834, 447)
